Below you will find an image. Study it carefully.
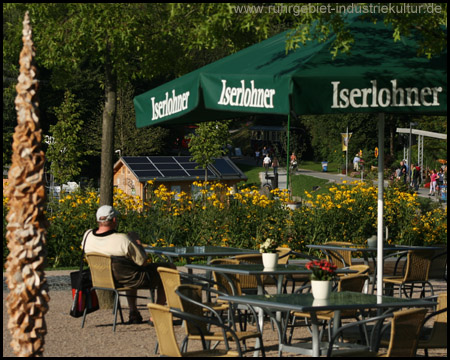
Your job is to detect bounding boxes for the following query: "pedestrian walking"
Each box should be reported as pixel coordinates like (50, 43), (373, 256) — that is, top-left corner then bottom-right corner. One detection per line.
(263, 154), (271, 174)
(272, 157), (279, 175)
(412, 164), (421, 192)
(429, 169), (438, 196)
(255, 149), (261, 166)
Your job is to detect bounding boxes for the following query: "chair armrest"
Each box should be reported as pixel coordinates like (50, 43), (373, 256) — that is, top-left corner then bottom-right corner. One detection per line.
(170, 307), (243, 356)
(287, 250), (320, 261)
(175, 286), (225, 325)
(293, 283), (312, 294)
(421, 307), (447, 330)
(326, 312), (394, 357)
(383, 251), (408, 276)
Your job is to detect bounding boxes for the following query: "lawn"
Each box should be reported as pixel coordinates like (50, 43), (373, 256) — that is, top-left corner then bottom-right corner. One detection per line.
(235, 162), (333, 197)
(298, 160), (340, 173)
(291, 174), (331, 197)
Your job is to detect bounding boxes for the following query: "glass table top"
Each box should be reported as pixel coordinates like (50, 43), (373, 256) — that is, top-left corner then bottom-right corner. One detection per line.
(144, 245), (259, 256)
(219, 291), (435, 312)
(186, 263), (310, 274)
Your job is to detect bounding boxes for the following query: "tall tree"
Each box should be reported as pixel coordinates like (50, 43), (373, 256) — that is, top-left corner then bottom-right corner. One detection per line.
(46, 90), (87, 193)
(187, 121), (231, 182)
(8, 3), (179, 205)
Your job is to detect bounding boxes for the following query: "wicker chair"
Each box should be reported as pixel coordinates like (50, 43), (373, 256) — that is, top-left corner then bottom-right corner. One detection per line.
(383, 249), (435, 298)
(83, 252), (153, 332)
(327, 308), (428, 357)
(209, 258), (242, 297)
(286, 274), (369, 344)
(324, 241), (353, 268)
(175, 284), (265, 356)
(158, 267), (229, 313)
(277, 247), (291, 264)
(428, 248), (447, 283)
(148, 303), (241, 357)
(417, 293), (447, 356)
(233, 254), (263, 294)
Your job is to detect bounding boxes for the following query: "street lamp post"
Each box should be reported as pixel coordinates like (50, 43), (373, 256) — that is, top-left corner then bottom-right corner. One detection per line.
(408, 122), (418, 183)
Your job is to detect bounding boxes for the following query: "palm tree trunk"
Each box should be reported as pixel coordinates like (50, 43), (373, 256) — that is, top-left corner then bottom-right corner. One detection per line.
(6, 12), (49, 357)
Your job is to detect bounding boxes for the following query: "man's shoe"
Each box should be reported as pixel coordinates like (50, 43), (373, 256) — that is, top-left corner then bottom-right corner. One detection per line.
(128, 311), (143, 324)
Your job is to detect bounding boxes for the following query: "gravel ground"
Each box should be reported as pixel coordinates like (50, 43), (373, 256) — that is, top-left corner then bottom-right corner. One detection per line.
(3, 268), (447, 357)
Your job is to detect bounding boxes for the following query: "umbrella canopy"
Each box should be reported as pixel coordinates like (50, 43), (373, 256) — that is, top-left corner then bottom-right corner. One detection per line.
(134, 14), (446, 296)
(134, 14), (446, 128)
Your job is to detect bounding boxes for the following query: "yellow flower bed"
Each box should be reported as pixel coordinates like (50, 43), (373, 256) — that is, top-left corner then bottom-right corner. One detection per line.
(3, 180), (446, 268)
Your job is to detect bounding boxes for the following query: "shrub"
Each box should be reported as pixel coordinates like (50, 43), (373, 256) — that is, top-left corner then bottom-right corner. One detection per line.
(3, 179), (446, 268)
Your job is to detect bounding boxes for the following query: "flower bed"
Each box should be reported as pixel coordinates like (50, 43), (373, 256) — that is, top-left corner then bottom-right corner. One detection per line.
(3, 180), (447, 268)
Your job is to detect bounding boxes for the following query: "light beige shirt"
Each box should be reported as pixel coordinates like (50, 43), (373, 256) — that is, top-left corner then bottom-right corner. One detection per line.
(82, 229), (147, 266)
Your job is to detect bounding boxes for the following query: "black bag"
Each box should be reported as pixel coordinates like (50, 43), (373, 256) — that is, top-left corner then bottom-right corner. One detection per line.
(70, 230), (99, 318)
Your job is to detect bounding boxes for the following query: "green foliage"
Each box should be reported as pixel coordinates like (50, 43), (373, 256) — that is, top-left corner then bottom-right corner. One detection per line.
(115, 82), (170, 156)
(187, 121), (231, 181)
(46, 91), (88, 186)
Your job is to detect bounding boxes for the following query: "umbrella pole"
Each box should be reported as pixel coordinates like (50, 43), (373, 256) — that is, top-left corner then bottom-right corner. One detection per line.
(376, 113), (385, 296)
(286, 111), (291, 193)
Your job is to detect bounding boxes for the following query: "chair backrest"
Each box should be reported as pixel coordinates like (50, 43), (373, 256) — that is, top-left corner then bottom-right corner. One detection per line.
(85, 252), (116, 289)
(157, 267), (183, 309)
(324, 241), (353, 268)
(386, 308), (427, 357)
(403, 250), (434, 282)
(423, 293), (447, 349)
(234, 253), (263, 264)
(147, 303), (182, 357)
(209, 258), (242, 296)
(428, 248), (447, 280)
(233, 254), (263, 290)
(348, 264), (370, 275)
(337, 274), (369, 292)
(277, 247), (291, 265)
(176, 284), (209, 336)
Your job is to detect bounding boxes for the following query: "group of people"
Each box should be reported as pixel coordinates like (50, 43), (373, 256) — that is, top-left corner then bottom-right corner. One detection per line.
(428, 167), (446, 196)
(393, 160), (446, 195)
(255, 146), (286, 175)
(261, 151), (298, 175)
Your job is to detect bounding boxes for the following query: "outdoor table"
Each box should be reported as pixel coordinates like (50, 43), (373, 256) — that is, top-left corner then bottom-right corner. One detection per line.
(307, 244), (442, 294)
(219, 291), (435, 357)
(186, 262), (357, 350)
(186, 263), (355, 295)
(185, 263), (321, 295)
(144, 245), (259, 266)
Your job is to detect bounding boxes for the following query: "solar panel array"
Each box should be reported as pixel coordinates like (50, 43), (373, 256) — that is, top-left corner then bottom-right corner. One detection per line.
(122, 156), (243, 180)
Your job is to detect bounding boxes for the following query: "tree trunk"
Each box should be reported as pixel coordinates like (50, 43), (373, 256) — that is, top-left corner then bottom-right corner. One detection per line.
(389, 123), (395, 157)
(99, 58), (117, 206)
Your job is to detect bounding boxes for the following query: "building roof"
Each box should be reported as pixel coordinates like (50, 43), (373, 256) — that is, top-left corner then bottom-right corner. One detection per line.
(116, 156), (247, 183)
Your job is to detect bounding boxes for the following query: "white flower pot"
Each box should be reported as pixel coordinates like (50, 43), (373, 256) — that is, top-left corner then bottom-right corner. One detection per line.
(311, 280), (332, 300)
(262, 253), (278, 270)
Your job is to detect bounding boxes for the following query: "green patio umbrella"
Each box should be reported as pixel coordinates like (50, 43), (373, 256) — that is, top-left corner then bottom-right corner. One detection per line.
(134, 14), (446, 295)
(135, 16), (446, 125)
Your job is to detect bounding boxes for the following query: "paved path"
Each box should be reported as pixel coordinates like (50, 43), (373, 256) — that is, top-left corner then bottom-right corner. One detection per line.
(235, 156), (445, 205)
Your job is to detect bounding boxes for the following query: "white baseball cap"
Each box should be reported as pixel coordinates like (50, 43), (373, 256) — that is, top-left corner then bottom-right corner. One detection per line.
(96, 205), (117, 222)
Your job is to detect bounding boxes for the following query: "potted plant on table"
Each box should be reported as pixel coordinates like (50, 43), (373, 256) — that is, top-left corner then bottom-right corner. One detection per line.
(259, 238), (279, 269)
(306, 259), (337, 300)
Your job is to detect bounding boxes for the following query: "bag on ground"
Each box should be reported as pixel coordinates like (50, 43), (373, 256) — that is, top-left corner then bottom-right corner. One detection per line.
(69, 269), (99, 318)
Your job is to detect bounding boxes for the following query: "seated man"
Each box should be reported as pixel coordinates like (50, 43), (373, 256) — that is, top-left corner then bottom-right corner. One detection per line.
(82, 205), (173, 324)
